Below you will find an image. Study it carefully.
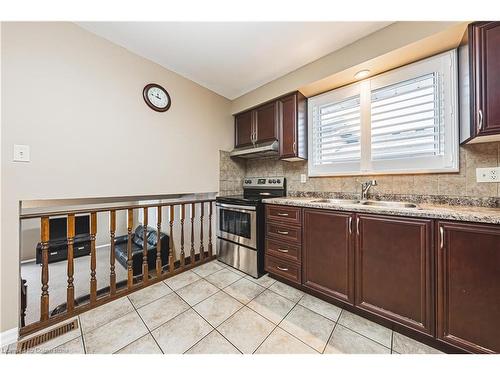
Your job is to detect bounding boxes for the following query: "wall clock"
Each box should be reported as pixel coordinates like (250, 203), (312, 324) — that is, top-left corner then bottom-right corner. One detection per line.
(143, 83), (171, 112)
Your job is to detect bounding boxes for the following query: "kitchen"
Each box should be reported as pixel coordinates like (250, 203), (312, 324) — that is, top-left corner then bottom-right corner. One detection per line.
(1, 3), (499, 372)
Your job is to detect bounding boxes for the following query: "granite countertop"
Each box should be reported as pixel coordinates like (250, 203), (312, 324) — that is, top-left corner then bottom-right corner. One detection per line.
(262, 197), (500, 225)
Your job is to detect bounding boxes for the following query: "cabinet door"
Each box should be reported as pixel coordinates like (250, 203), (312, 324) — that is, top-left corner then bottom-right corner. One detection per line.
(279, 94), (297, 158)
(235, 110), (254, 148)
(355, 214), (433, 335)
(303, 209), (354, 304)
(255, 101), (278, 143)
(437, 221), (500, 353)
(471, 22), (500, 136)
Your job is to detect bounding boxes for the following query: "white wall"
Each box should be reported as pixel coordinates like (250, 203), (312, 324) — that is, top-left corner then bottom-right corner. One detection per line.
(1, 22), (233, 333)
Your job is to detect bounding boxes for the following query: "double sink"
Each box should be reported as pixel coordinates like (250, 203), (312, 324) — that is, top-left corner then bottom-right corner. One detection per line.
(311, 198), (419, 209)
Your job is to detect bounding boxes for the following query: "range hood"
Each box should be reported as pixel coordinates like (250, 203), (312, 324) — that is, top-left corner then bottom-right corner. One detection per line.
(229, 140), (279, 159)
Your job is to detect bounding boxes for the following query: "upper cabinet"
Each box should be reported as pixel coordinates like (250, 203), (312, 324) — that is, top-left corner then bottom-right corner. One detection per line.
(232, 91), (307, 160)
(460, 22), (500, 144)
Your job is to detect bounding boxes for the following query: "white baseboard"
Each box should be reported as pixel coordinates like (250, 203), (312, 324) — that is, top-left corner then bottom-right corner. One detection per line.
(0, 327), (18, 346)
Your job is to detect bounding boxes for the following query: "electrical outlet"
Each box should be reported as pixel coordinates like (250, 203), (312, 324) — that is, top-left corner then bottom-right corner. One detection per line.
(476, 167), (500, 182)
(13, 144), (30, 162)
(300, 174), (307, 183)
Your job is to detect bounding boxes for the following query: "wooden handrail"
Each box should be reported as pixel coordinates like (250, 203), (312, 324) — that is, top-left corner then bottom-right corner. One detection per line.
(19, 197), (216, 338)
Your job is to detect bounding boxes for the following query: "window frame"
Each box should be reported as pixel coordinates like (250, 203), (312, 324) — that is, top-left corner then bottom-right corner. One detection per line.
(307, 49), (459, 177)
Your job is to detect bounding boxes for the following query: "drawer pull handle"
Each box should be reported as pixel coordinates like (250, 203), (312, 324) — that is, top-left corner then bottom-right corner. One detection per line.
(276, 230), (289, 235)
(277, 212), (289, 217)
(277, 266), (289, 271)
(440, 227), (444, 249)
(277, 248), (289, 253)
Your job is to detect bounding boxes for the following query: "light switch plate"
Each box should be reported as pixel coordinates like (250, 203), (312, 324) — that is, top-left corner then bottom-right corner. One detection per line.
(13, 144), (30, 162)
(476, 167), (500, 182)
(300, 174), (307, 183)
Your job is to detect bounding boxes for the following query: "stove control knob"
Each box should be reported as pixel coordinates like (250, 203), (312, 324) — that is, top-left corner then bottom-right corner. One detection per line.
(276, 179), (281, 184)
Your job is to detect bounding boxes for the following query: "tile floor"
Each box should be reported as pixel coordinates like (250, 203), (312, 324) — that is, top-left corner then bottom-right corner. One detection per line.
(2, 260), (444, 354)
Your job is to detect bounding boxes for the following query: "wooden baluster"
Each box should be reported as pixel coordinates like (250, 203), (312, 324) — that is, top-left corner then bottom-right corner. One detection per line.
(109, 210), (116, 295)
(190, 203), (196, 265)
(168, 206), (175, 272)
(142, 208), (149, 283)
(199, 202), (205, 261)
(127, 209), (133, 288)
(89, 212), (97, 304)
(40, 216), (50, 321)
(208, 201), (213, 257)
(156, 206), (162, 276)
(66, 214), (75, 312)
(180, 204), (185, 267)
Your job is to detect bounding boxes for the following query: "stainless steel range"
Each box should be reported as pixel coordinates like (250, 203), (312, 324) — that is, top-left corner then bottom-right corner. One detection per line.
(216, 177), (286, 278)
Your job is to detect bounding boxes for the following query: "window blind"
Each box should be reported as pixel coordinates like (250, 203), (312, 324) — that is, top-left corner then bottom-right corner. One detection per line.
(370, 73), (444, 161)
(312, 95), (361, 166)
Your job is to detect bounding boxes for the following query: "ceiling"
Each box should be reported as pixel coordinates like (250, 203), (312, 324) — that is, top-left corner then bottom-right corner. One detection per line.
(77, 22), (392, 100)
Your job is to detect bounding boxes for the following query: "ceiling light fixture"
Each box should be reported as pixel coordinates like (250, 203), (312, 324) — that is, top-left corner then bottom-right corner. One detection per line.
(354, 69), (370, 80)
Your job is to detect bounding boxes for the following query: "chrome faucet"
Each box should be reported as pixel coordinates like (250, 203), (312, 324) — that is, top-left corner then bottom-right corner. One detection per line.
(361, 180), (377, 200)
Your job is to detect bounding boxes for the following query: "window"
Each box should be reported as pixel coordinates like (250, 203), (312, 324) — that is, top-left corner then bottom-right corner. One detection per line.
(308, 50), (458, 176)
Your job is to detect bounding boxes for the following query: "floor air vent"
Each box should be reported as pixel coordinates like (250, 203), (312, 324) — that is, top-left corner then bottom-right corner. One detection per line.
(17, 319), (79, 353)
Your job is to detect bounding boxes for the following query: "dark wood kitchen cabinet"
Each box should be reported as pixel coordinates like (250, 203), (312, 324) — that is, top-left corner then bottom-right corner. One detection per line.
(436, 221), (500, 353)
(303, 209), (354, 304)
(234, 110), (254, 148)
(254, 101), (278, 144)
(233, 91), (307, 160)
(460, 22), (500, 143)
(278, 92), (307, 160)
(355, 214), (434, 335)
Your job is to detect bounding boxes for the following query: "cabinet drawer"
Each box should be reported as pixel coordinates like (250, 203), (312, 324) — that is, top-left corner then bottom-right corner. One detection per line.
(266, 238), (301, 263)
(266, 205), (302, 225)
(266, 222), (302, 244)
(265, 255), (301, 284)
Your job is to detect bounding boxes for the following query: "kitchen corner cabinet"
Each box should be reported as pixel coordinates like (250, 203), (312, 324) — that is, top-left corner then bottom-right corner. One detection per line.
(303, 209), (354, 304)
(355, 214), (434, 335)
(233, 91), (307, 160)
(460, 21), (500, 143)
(436, 221), (500, 353)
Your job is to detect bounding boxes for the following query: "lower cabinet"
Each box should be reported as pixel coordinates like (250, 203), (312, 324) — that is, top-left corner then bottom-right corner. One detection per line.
(355, 214), (434, 335)
(303, 209), (354, 304)
(437, 221), (500, 353)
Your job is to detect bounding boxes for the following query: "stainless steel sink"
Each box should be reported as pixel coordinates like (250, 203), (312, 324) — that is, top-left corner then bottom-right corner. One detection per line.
(358, 200), (419, 209)
(311, 198), (360, 205)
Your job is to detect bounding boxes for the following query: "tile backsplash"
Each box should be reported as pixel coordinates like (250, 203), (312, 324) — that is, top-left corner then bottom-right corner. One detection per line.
(220, 142), (500, 201)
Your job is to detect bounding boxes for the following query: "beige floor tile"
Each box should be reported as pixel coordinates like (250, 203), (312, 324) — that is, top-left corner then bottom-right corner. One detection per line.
(176, 279), (219, 306)
(186, 330), (240, 354)
(324, 325), (390, 354)
(116, 334), (162, 354)
(164, 270), (200, 291)
(298, 294), (342, 322)
(255, 327), (317, 354)
(128, 282), (173, 309)
(80, 296), (134, 333)
(247, 290), (295, 324)
(191, 261), (224, 277)
(245, 274), (276, 288)
(47, 336), (85, 354)
(152, 309), (213, 354)
(193, 291), (243, 327)
(224, 266), (248, 277)
(84, 311), (148, 354)
(137, 293), (190, 330)
(216, 260), (229, 269)
(269, 281), (305, 303)
(223, 278), (265, 304)
(17, 317), (82, 353)
(392, 332), (442, 354)
(338, 310), (392, 348)
(279, 305), (335, 353)
(218, 306), (275, 354)
(205, 268), (242, 289)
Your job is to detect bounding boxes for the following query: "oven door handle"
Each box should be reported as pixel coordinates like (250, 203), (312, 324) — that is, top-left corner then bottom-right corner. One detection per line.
(216, 203), (256, 212)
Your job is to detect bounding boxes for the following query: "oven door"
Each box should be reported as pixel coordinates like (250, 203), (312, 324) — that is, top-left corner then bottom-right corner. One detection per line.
(216, 203), (257, 249)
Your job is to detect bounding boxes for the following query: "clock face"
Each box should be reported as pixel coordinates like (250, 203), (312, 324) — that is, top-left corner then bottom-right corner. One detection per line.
(143, 84), (171, 112)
